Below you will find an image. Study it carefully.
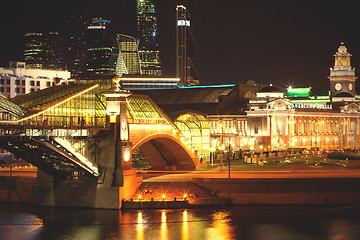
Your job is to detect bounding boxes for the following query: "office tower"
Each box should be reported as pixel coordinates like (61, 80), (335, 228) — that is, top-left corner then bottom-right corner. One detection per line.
(42, 32), (64, 70)
(176, 5), (199, 86)
(136, 0), (162, 76)
(115, 34), (142, 76)
(86, 18), (117, 75)
(64, 16), (88, 77)
(24, 32), (43, 69)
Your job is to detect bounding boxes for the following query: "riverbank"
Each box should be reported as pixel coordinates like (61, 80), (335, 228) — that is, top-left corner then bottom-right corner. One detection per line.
(2, 157), (360, 209)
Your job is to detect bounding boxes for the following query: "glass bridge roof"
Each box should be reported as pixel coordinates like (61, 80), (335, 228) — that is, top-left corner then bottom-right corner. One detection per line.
(0, 83), (173, 127)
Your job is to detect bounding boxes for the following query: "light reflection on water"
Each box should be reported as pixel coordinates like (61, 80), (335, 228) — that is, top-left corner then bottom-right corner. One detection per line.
(1, 204), (360, 240)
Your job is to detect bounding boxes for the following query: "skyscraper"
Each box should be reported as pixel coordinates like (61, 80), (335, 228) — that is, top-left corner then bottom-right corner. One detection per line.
(24, 32), (64, 70)
(64, 16), (88, 77)
(176, 5), (199, 86)
(42, 32), (64, 70)
(115, 34), (142, 76)
(86, 18), (117, 75)
(136, 0), (162, 76)
(24, 32), (43, 69)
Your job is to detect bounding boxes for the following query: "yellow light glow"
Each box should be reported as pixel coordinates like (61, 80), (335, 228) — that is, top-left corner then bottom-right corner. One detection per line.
(0, 84), (99, 124)
(183, 193), (187, 199)
(162, 194), (166, 200)
(138, 194), (142, 199)
(110, 114), (117, 123)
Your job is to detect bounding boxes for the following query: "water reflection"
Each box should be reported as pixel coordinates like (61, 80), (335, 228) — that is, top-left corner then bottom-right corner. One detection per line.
(207, 210), (234, 240)
(136, 211), (144, 240)
(2, 204), (360, 240)
(182, 210), (189, 240)
(327, 219), (358, 240)
(160, 210), (168, 240)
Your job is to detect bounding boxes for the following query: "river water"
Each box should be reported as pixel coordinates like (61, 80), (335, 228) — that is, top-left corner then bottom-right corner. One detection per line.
(0, 204), (359, 240)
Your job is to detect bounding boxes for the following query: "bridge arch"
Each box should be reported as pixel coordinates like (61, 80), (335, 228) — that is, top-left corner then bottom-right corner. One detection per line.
(132, 133), (197, 170)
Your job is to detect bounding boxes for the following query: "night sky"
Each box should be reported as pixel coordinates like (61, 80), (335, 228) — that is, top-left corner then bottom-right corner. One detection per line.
(1, 0), (360, 89)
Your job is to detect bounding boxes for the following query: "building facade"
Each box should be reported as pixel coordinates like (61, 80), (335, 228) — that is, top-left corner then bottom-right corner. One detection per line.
(136, 0), (162, 76)
(24, 33), (43, 69)
(118, 76), (179, 90)
(242, 43), (360, 152)
(64, 16), (88, 78)
(176, 5), (199, 86)
(115, 34), (142, 77)
(86, 18), (117, 75)
(0, 62), (71, 98)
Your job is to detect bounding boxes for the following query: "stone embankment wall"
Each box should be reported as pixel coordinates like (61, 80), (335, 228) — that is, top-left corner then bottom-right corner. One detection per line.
(0, 176), (35, 203)
(195, 178), (360, 205)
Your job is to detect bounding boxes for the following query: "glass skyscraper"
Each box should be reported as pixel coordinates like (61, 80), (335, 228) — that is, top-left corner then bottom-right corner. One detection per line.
(24, 33), (43, 69)
(115, 34), (142, 76)
(136, 0), (162, 76)
(64, 16), (88, 77)
(86, 18), (117, 75)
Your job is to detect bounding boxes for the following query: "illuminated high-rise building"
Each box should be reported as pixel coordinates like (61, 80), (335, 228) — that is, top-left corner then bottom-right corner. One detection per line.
(42, 32), (64, 70)
(115, 34), (141, 76)
(176, 5), (199, 86)
(24, 33), (43, 69)
(64, 16), (88, 77)
(86, 18), (117, 75)
(136, 0), (162, 76)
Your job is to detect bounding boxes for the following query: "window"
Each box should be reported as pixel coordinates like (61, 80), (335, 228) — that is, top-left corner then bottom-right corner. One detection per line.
(30, 80), (35, 86)
(15, 88), (20, 93)
(30, 88), (35, 92)
(21, 88), (25, 93)
(22, 80), (25, 85)
(15, 80), (20, 85)
(46, 81), (51, 87)
(36, 81), (40, 86)
(0, 79), (4, 84)
(6, 87), (10, 92)
(6, 79), (10, 85)
(0, 87), (3, 92)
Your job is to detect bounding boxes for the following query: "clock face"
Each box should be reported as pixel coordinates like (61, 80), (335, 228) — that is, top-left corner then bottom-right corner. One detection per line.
(335, 83), (342, 91)
(349, 83), (353, 91)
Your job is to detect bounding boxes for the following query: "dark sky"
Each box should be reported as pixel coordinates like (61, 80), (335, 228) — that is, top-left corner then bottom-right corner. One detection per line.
(1, 0), (360, 89)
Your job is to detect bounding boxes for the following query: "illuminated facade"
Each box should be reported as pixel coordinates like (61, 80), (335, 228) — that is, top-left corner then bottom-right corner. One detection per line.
(0, 62), (71, 98)
(136, 0), (162, 76)
(42, 32), (64, 70)
(176, 5), (199, 86)
(329, 42), (357, 99)
(64, 16), (88, 78)
(118, 76), (179, 90)
(24, 33), (43, 69)
(86, 18), (117, 75)
(24, 32), (65, 70)
(115, 34), (142, 76)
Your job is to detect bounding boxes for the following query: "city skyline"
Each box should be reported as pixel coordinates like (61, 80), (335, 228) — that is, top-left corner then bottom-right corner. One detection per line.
(1, 0), (360, 89)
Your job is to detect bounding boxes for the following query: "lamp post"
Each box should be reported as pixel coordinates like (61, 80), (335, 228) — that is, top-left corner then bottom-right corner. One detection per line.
(103, 83), (132, 186)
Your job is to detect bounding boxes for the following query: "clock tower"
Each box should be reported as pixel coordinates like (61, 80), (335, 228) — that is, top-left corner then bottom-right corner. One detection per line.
(328, 42), (357, 99)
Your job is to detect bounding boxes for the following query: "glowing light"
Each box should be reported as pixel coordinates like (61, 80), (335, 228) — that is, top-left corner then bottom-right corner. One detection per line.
(109, 114), (117, 123)
(183, 193), (187, 199)
(0, 84), (99, 124)
(52, 137), (99, 176)
(138, 194), (142, 199)
(162, 194), (166, 200)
